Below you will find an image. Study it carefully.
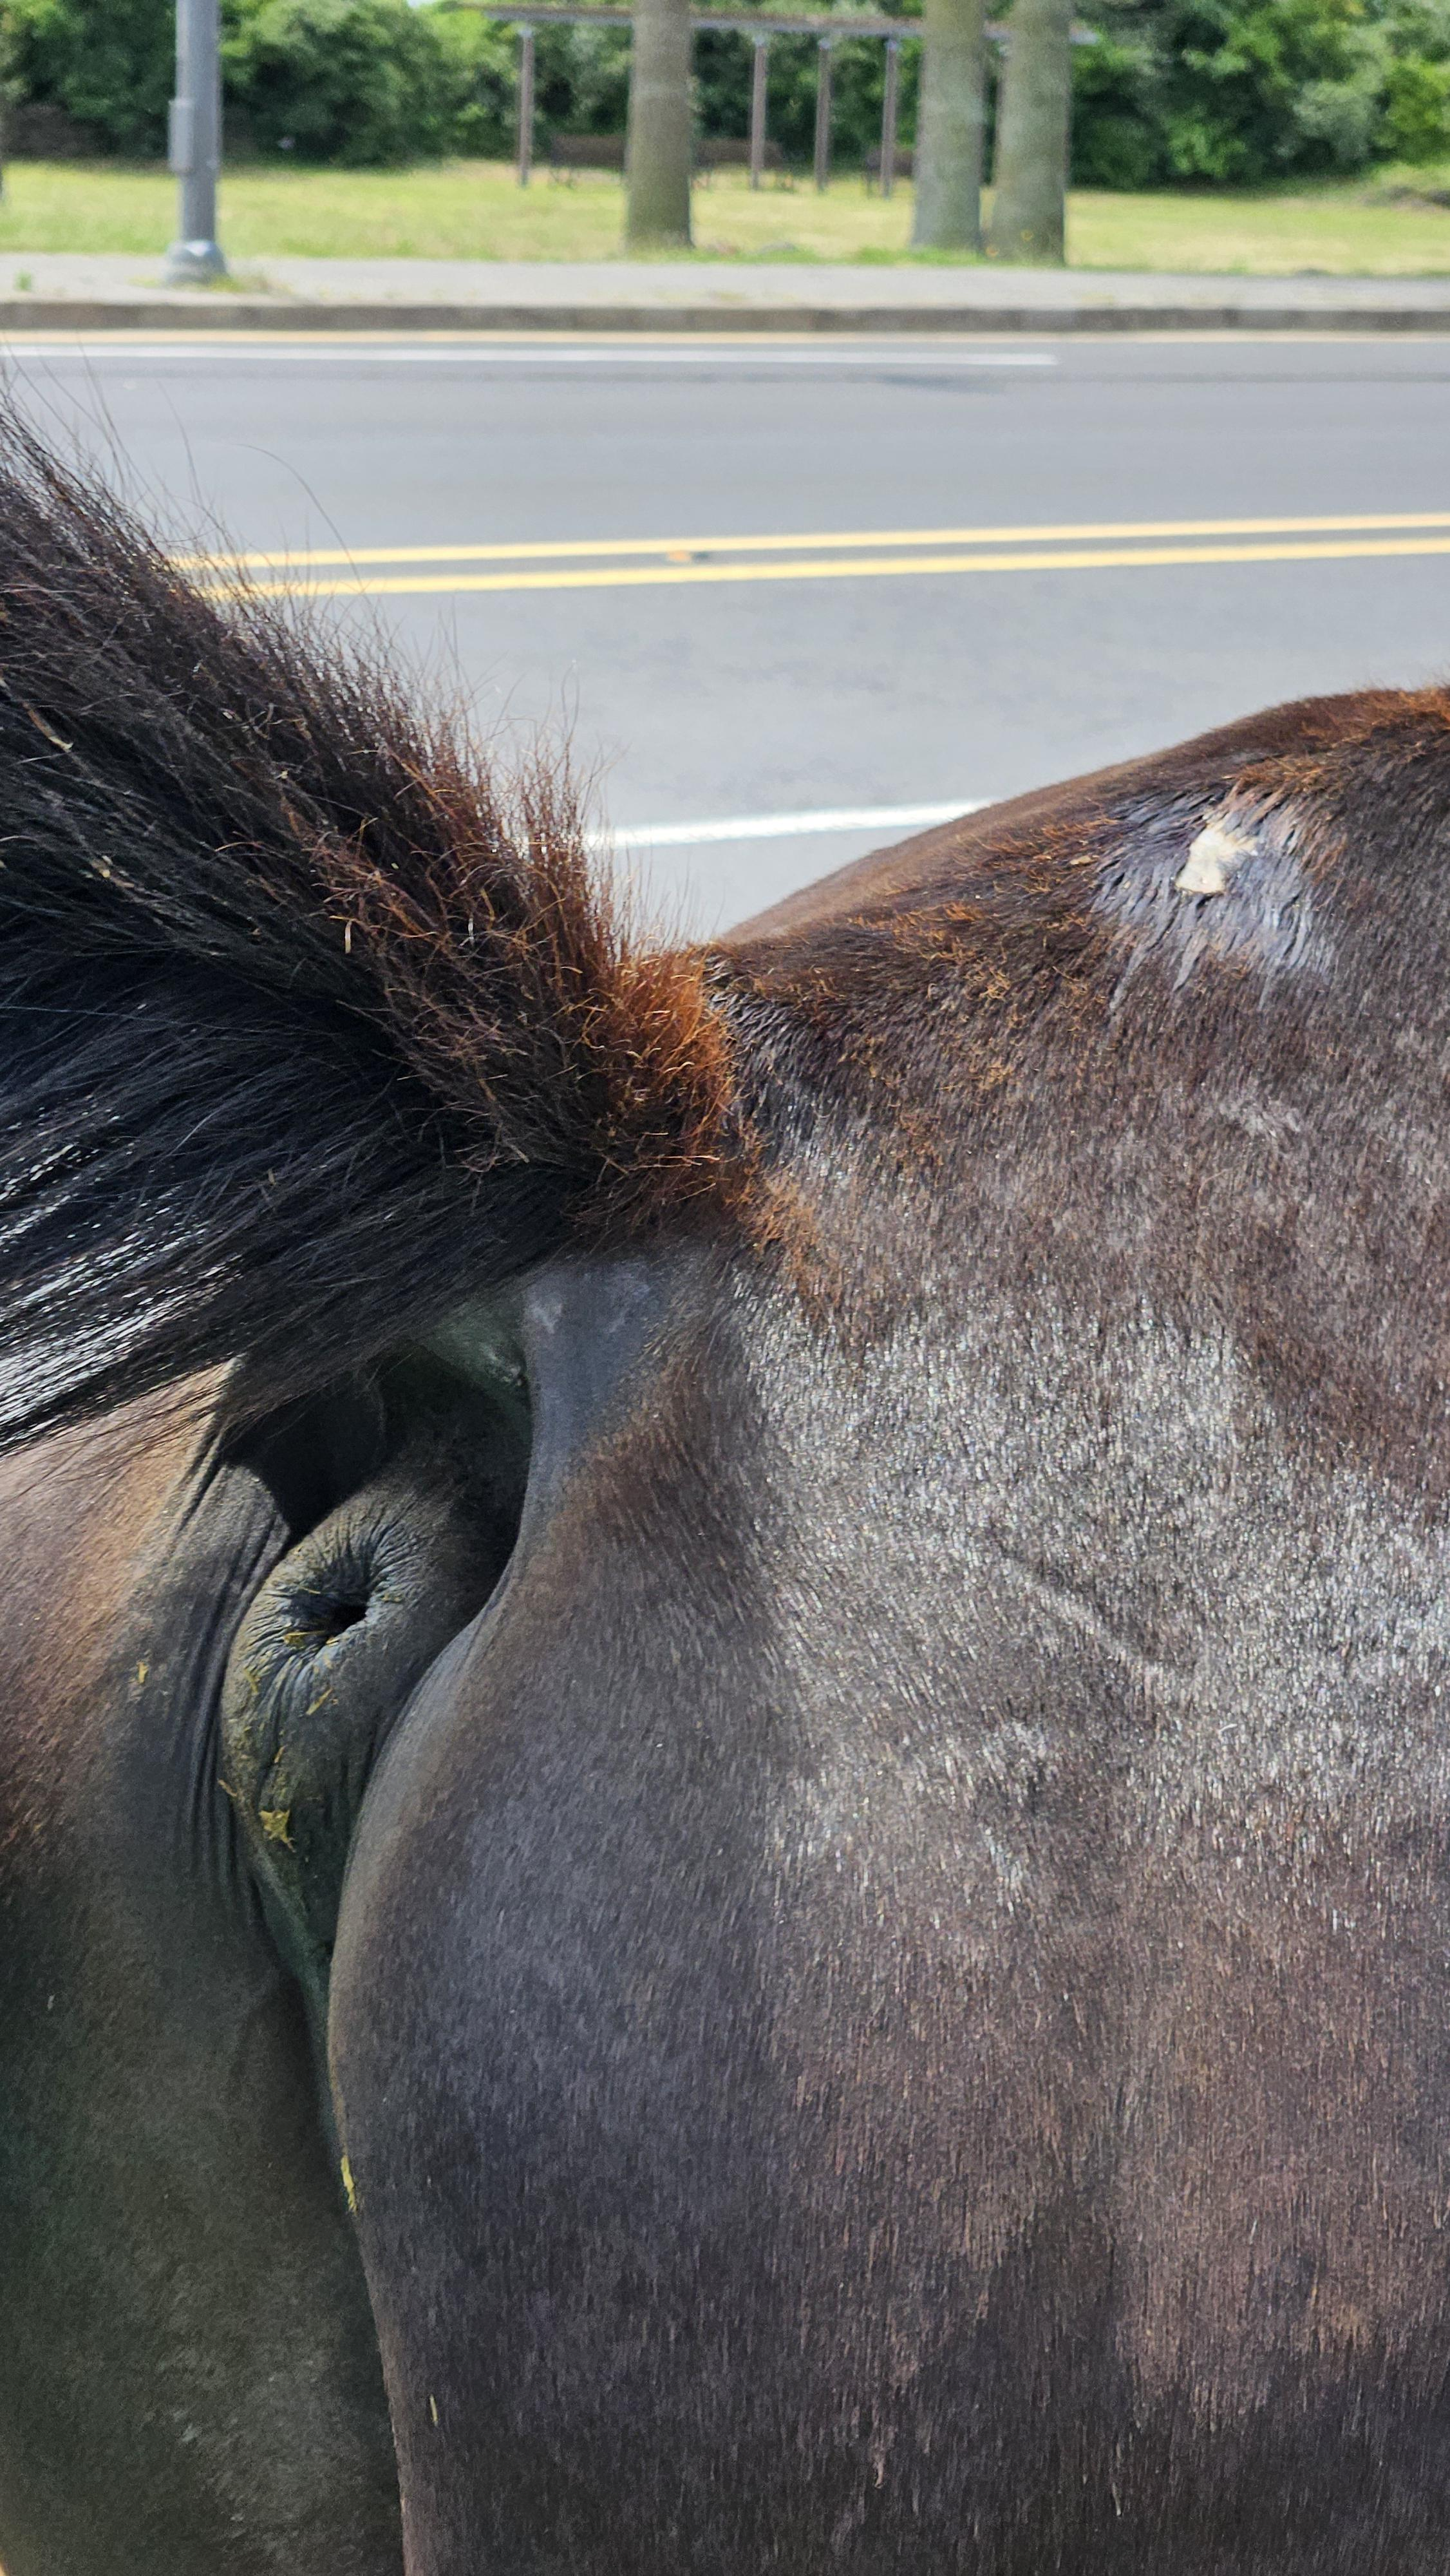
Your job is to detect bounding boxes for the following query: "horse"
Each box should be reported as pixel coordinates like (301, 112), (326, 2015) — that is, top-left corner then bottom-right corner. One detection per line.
(0, 420), (1447, 2575)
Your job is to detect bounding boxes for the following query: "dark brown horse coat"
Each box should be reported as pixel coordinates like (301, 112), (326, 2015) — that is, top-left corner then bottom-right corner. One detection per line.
(0, 428), (1447, 2573)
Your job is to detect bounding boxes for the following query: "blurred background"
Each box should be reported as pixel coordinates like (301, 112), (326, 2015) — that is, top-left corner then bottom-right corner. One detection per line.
(0, 0), (1445, 933)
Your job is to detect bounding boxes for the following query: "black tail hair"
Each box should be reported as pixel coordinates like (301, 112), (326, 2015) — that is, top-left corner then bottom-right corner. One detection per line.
(0, 421), (744, 1449)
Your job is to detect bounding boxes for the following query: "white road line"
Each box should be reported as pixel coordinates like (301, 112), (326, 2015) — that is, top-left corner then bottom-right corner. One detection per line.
(0, 339), (1058, 368)
(606, 798), (983, 849)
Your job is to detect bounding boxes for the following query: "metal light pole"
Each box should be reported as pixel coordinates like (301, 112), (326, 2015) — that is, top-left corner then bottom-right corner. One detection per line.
(164, 0), (227, 283)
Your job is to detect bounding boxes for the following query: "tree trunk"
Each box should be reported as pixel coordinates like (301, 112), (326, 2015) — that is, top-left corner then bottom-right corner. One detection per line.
(626, 0), (693, 250)
(910, 0), (985, 253)
(985, 0), (1073, 264)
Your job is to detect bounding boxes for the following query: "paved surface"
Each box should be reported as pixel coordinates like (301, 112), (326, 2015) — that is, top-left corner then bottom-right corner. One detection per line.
(8, 328), (1448, 931)
(3, 251), (1450, 331)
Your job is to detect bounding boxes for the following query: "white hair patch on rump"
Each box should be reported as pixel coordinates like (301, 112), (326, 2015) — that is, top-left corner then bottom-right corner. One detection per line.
(1174, 819), (1260, 897)
(1092, 790), (1331, 997)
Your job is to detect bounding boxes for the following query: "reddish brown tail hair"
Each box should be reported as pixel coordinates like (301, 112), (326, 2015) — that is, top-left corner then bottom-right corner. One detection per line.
(0, 421), (744, 1446)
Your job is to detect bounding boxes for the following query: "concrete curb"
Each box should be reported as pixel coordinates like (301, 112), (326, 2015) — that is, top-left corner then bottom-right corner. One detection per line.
(3, 294), (1450, 334)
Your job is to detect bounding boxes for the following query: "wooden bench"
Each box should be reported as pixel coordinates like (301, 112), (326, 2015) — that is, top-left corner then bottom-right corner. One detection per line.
(548, 133), (626, 178)
(694, 135), (788, 182)
(547, 132), (791, 183)
(863, 143), (914, 182)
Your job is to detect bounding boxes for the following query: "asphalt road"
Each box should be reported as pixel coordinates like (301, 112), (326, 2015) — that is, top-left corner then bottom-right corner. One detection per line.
(9, 330), (1450, 934)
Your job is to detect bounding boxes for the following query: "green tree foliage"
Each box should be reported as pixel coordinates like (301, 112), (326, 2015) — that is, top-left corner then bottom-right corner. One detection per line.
(3, 0), (173, 153)
(1068, 0), (1450, 185)
(0, 0), (517, 162)
(223, 0), (469, 164)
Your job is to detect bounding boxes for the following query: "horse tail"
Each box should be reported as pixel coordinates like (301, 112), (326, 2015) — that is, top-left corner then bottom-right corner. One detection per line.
(0, 419), (746, 1448)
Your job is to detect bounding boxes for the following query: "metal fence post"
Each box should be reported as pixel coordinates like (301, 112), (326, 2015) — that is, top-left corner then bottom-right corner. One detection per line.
(749, 32), (769, 188)
(164, 0), (226, 283)
(879, 32), (899, 197)
(813, 36), (833, 190)
(516, 24), (536, 182)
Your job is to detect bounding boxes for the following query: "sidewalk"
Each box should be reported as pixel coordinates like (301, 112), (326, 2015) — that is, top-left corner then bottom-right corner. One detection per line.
(1, 250), (1449, 332)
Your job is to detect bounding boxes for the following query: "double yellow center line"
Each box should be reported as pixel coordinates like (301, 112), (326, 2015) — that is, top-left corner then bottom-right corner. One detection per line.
(182, 509), (1450, 600)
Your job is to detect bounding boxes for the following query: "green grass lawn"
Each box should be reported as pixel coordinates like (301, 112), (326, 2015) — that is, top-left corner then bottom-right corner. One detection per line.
(6, 154), (1450, 270)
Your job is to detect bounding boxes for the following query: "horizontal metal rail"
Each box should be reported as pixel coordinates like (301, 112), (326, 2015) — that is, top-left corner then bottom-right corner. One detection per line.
(444, 6), (913, 30)
(442, 3), (1096, 37)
